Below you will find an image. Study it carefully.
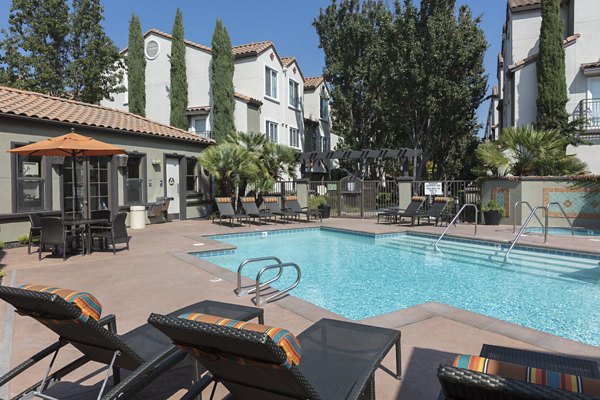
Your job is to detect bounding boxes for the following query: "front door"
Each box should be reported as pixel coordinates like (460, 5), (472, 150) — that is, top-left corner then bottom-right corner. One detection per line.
(63, 157), (110, 218)
(165, 157), (180, 218)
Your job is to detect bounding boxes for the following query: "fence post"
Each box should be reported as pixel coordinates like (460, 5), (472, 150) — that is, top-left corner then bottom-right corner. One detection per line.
(360, 180), (364, 219)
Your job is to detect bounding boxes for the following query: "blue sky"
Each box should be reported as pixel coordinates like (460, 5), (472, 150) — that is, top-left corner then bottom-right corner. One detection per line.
(0, 0), (507, 132)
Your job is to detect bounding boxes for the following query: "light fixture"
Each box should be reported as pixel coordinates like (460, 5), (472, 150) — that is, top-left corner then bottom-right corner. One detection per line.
(115, 154), (129, 167)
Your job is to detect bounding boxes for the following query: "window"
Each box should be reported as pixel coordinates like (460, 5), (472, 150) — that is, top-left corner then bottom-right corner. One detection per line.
(289, 127), (300, 148)
(13, 146), (46, 212)
(145, 39), (160, 60)
(265, 66), (278, 99)
(320, 96), (329, 120)
(124, 155), (144, 205)
(186, 158), (200, 193)
(266, 121), (278, 143)
(288, 79), (299, 108)
(193, 117), (208, 136)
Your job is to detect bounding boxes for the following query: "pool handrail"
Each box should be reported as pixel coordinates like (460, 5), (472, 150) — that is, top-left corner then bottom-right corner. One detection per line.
(434, 203), (478, 251)
(513, 201), (545, 233)
(505, 206), (548, 261)
(255, 262), (301, 306)
(236, 256), (283, 297)
(546, 202), (575, 236)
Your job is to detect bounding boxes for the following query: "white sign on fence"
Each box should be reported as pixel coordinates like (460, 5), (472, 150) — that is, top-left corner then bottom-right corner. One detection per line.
(424, 182), (443, 196)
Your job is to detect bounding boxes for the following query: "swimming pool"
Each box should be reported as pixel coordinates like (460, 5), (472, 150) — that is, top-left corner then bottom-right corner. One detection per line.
(195, 228), (600, 346)
(525, 227), (600, 237)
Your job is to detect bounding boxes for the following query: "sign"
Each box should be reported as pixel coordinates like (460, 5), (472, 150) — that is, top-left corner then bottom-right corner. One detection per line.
(168, 177), (175, 186)
(424, 182), (443, 196)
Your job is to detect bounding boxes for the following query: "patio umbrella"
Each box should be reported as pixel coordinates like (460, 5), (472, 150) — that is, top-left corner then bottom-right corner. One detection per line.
(8, 130), (126, 215)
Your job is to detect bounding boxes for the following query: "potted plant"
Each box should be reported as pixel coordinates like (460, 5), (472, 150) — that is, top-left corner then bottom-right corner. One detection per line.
(482, 200), (504, 225)
(309, 195), (331, 219)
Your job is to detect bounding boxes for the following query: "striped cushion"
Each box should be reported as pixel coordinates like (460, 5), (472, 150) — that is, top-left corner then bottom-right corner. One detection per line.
(452, 355), (600, 396)
(434, 197), (453, 203)
(262, 197), (278, 203)
(240, 197), (255, 203)
(179, 313), (302, 368)
(285, 196), (298, 201)
(19, 284), (102, 322)
(411, 196), (426, 202)
(215, 197), (231, 203)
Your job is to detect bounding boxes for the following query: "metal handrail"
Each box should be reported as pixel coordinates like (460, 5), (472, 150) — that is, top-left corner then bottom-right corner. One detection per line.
(513, 201), (544, 233)
(236, 256), (283, 296)
(546, 202), (574, 235)
(505, 206), (548, 261)
(255, 263), (301, 306)
(434, 203), (478, 251)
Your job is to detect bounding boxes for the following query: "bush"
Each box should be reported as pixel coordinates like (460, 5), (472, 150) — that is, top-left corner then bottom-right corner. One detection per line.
(17, 235), (29, 245)
(309, 195), (329, 210)
(481, 200), (504, 215)
(0, 241), (4, 250)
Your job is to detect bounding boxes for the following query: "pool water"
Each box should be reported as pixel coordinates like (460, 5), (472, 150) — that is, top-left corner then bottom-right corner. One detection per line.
(196, 229), (600, 346)
(525, 227), (600, 237)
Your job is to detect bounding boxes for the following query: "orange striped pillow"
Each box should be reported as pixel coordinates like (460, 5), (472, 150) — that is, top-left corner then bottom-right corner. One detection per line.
(215, 197), (231, 203)
(262, 197), (278, 203)
(19, 284), (102, 322)
(240, 197), (255, 203)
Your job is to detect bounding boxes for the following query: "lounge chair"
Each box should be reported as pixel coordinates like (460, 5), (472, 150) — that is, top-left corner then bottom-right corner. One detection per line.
(438, 344), (600, 400)
(239, 196), (275, 225)
(27, 213), (42, 254)
(0, 285), (263, 400)
(38, 217), (80, 260)
(262, 196), (299, 223)
(90, 212), (130, 254)
(284, 195), (322, 222)
(377, 196), (425, 226)
(149, 315), (401, 400)
(214, 197), (251, 227)
(417, 197), (453, 226)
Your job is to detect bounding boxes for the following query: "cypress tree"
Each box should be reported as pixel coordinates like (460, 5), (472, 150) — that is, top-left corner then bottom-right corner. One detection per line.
(536, 0), (568, 131)
(127, 14), (146, 116)
(211, 19), (236, 142)
(169, 8), (188, 130)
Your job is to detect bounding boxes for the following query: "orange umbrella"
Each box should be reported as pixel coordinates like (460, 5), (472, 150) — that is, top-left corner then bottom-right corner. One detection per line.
(7, 130), (126, 157)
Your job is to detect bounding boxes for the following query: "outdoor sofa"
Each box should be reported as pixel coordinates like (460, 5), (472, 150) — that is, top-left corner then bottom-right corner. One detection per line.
(0, 285), (262, 400)
(438, 344), (600, 400)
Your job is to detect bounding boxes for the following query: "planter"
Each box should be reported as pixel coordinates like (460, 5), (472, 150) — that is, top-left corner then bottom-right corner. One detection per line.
(318, 205), (331, 219)
(483, 210), (502, 225)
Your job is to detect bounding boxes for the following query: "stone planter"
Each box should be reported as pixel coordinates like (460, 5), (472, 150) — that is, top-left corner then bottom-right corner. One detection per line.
(318, 205), (331, 219)
(483, 210), (502, 225)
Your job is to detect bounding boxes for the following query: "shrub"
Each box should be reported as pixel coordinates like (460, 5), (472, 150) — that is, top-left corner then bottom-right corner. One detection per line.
(18, 234), (29, 245)
(309, 195), (329, 210)
(481, 200), (504, 215)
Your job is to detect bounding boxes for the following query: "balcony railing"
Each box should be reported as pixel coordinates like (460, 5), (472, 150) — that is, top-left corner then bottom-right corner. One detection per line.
(194, 130), (213, 139)
(573, 99), (600, 131)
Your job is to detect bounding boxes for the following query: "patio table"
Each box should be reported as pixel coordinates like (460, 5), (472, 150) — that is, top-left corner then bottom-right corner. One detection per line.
(62, 217), (109, 255)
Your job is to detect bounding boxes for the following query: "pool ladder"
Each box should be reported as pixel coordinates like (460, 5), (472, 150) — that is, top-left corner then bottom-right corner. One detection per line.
(235, 256), (301, 306)
(434, 204), (479, 251)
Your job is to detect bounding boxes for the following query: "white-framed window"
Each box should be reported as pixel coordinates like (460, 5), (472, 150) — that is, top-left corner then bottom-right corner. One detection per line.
(265, 66), (278, 99)
(145, 39), (160, 60)
(266, 121), (278, 143)
(289, 127), (300, 148)
(191, 117), (209, 137)
(288, 79), (299, 108)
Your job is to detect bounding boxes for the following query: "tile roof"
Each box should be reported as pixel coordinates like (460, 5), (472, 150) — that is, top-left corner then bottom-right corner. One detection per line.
(0, 86), (214, 144)
(231, 41), (273, 58)
(304, 76), (324, 90)
(581, 61), (600, 70)
(143, 29), (211, 53)
(281, 57), (296, 67)
(508, 0), (540, 9)
(187, 92), (263, 111)
(186, 105), (210, 113)
(507, 34), (580, 74)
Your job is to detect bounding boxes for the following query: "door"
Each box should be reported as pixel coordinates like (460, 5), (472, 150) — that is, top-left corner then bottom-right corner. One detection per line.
(587, 79), (600, 128)
(165, 157), (180, 217)
(62, 157), (110, 218)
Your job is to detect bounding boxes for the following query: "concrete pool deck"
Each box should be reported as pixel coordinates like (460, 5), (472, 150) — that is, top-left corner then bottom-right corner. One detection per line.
(0, 217), (598, 399)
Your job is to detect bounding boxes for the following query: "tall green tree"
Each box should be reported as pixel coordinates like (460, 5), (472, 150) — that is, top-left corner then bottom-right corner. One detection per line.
(536, 0), (568, 132)
(211, 19), (236, 142)
(169, 8), (188, 129)
(0, 0), (70, 96)
(68, 0), (123, 104)
(127, 14), (146, 116)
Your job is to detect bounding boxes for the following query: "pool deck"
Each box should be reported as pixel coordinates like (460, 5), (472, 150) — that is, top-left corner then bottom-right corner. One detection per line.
(0, 217), (598, 399)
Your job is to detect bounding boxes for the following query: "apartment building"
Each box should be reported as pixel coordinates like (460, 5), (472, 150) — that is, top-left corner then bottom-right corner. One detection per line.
(488, 0), (600, 172)
(101, 29), (335, 155)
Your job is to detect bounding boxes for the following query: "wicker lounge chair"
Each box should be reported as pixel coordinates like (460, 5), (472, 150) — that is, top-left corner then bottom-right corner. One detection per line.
(262, 196), (299, 223)
(377, 196), (425, 225)
(239, 196), (275, 225)
(214, 197), (251, 227)
(149, 315), (401, 400)
(0, 285), (263, 400)
(284, 195), (322, 222)
(438, 344), (600, 400)
(417, 197), (453, 226)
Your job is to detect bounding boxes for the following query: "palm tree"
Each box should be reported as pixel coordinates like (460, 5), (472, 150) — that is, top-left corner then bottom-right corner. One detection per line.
(198, 142), (258, 197)
(476, 125), (587, 176)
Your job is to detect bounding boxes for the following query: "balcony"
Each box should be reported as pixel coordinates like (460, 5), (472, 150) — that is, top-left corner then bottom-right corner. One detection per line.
(573, 99), (600, 131)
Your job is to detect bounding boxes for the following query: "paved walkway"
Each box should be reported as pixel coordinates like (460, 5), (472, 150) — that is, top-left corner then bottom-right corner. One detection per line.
(0, 218), (598, 399)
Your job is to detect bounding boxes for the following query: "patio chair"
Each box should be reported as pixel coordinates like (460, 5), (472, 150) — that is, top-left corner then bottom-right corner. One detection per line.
(149, 315), (401, 400)
(0, 285), (263, 400)
(90, 212), (130, 254)
(377, 196), (425, 226)
(417, 197), (453, 226)
(284, 195), (322, 222)
(38, 217), (79, 261)
(262, 196), (299, 223)
(28, 213), (42, 254)
(438, 344), (600, 400)
(214, 197), (251, 227)
(239, 196), (275, 225)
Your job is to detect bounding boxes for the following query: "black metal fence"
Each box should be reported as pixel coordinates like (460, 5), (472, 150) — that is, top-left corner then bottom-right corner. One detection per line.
(411, 180), (480, 221)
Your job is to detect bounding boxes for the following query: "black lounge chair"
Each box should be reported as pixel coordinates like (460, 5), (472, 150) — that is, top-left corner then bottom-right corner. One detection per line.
(377, 196), (425, 225)
(284, 195), (322, 222)
(239, 196), (275, 225)
(262, 196), (299, 223)
(0, 285), (263, 400)
(91, 212), (130, 254)
(438, 344), (600, 400)
(149, 316), (401, 400)
(417, 197), (453, 226)
(27, 213), (42, 254)
(214, 197), (251, 227)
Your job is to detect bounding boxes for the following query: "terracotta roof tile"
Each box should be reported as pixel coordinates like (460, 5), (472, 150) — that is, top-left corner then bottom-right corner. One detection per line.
(581, 61), (600, 70)
(304, 76), (324, 90)
(233, 92), (263, 106)
(144, 29), (211, 53)
(231, 41), (273, 58)
(0, 86), (214, 144)
(281, 57), (295, 67)
(507, 34), (580, 74)
(509, 0), (540, 9)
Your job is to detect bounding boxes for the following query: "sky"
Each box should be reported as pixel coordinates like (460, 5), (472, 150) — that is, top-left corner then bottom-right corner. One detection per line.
(0, 0), (508, 133)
